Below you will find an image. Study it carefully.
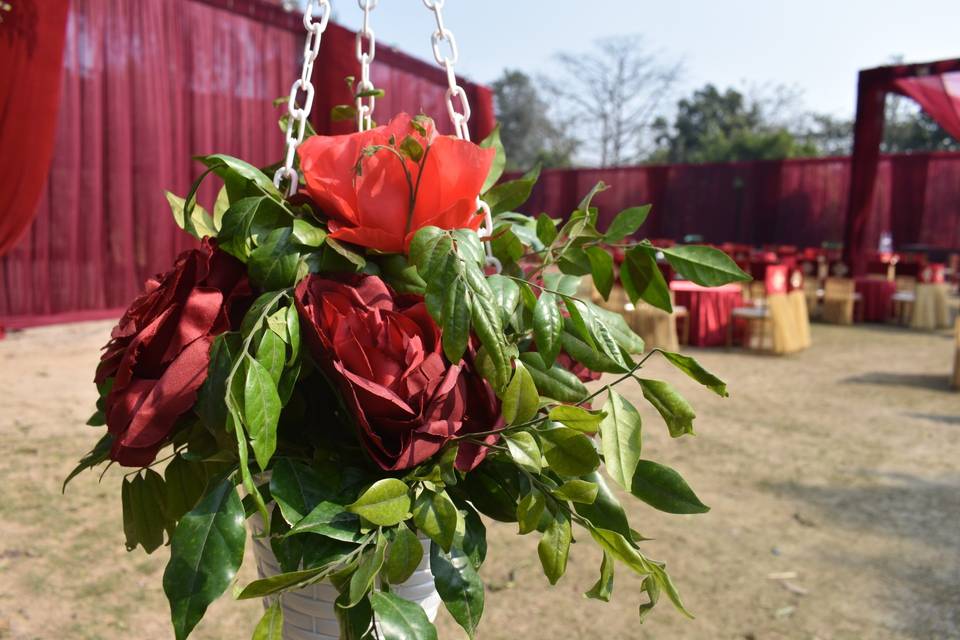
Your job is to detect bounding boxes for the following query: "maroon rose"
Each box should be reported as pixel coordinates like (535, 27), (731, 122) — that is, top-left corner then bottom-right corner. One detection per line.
(295, 274), (502, 472)
(96, 240), (252, 466)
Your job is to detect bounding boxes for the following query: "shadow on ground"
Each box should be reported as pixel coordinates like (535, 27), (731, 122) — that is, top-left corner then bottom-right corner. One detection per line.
(841, 371), (953, 391)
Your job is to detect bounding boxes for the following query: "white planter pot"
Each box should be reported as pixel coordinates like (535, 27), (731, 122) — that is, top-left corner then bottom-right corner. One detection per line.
(249, 515), (441, 640)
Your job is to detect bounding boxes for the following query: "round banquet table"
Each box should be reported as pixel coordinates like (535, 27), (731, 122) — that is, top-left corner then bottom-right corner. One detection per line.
(670, 281), (744, 347)
(854, 277), (895, 323)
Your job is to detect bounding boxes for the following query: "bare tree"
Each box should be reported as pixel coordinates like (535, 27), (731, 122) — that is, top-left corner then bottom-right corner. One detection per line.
(543, 36), (682, 167)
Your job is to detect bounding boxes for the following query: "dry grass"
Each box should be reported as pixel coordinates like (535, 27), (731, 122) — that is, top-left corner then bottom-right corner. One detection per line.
(1, 320), (957, 639)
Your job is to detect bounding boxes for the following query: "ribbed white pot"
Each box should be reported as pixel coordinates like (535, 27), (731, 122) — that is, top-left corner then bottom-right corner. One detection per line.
(249, 515), (441, 640)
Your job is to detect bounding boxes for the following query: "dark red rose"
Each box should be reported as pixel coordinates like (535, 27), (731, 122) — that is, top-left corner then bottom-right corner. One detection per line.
(295, 274), (502, 471)
(96, 240), (252, 466)
(556, 351), (603, 383)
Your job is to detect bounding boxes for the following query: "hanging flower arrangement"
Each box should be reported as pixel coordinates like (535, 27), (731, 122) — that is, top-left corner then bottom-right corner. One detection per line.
(66, 2), (750, 639)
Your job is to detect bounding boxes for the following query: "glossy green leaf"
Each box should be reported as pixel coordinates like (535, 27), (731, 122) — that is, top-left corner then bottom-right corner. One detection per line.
(166, 191), (217, 240)
(586, 303), (646, 354)
(479, 124), (506, 193)
(559, 330), (627, 374)
(599, 389), (643, 490)
(573, 471), (636, 544)
(548, 405), (605, 434)
(620, 246), (672, 313)
(384, 526), (423, 585)
(638, 575), (662, 622)
(412, 489), (459, 553)
(269, 458), (334, 524)
(533, 291), (563, 367)
(640, 378), (697, 437)
(585, 550), (615, 602)
(197, 153), (281, 200)
(630, 460), (709, 514)
(516, 488), (546, 535)
(659, 244), (751, 287)
(237, 565), (328, 599)
(369, 591), (439, 640)
(459, 500), (488, 569)
(486, 274), (520, 325)
(605, 205), (651, 243)
(248, 227), (302, 291)
(244, 357), (281, 470)
(285, 304), (300, 366)
(63, 432), (113, 490)
(252, 601), (283, 640)
(538, 513), (571, 585)
(660, 351), (729, 397)
(504, 431), (542, 473)
(291, 218), (327, 247)
(539, 427), (600, 477)
(163, 478), (246, 640)
(347, 479), (412, 527)
(256, 329), (286, 386)
(501, 362), (539, 425)
(348, 533), (386, 606)
(122, 469), (167, 554)
(218, 196), (288, 260)
(585, 247), (614, 299)
(536, 213), (558, 246)
(518, 352), (589, 403)
(430, 543), (484, 638)
(552, 479), (598, 504)
(482, 164), (540, 215)
(442, 279), (471, 363)
(164, 455), (208, 526)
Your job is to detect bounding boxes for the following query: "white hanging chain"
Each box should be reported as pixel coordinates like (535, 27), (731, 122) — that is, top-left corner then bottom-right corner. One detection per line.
(273, 0), (331, 197)
(355, 0), (378, 132)
(421, 0), (500, 273)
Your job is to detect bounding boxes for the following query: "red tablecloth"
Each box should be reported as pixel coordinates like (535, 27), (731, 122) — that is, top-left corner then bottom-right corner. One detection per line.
(854, 278), (895, 322)
(670, 281), (744, 347)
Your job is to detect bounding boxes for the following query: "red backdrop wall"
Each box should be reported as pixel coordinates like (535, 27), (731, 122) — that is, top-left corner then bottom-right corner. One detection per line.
(515, 152), (960, 253)
(0, 0), (495, 328)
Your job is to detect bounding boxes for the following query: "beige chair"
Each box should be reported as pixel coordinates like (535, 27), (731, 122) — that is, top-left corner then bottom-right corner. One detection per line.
(821, 278), (856, 325)
(912, 283), (951, 330)
(603, 286), (680, 352)
(892, 276), (917, 325)
(729, 294), (802, 354)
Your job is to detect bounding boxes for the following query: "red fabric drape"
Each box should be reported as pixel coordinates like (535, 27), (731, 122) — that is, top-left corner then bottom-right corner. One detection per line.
(312, 22), (495, 140)
(0, 1), (496, 329)
(508, 152), (960, 251)
(844, 59), (960, 273)
(0, 0), (71, 256)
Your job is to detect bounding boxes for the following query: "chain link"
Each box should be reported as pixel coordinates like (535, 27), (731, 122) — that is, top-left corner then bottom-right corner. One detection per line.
(355, 0), (378, 132)
(421, 1), (498, 272)
(273, 0), (331, 197)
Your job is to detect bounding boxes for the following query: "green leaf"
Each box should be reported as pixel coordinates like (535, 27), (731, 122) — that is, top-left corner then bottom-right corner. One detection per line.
(269, 458), (334, 524)
(122, 470), (167, 554)
(562, 297), (595, 349)
(166, 191), (216, 240)
(369, 591), (439, 640)
(288, 500), (363, 543)
(605, 205), (651, 243)
(552, 479), (598, 504)
(586, 303), (646, 354)
(348, 533), (387, 606)
(482, 164), (540, 215)
(486, 274), (520, 325)
(559, 330), (627, 374)
(442, 278), (471, 363)
(573, 471), (636, 544)
(638, 575), (662, 622)
(519, 352), (589, 403)
(479, 124), (506, 193)
(244, 357), (281, 470)
(578, 181), (608, 211)
(557, 246), (593, 276)
(599, 389), (643, 490)
(430, 543), (484, 638)
(347, 479), (412, 527)
(548, 405), (606, 434)
(237, 565), (328, 599)
(457, 458), (522, 523)
(659, 244), (751, 287)
(400, 134), (425, 162)
(501, 362), (539, 425)
(285, 304), (301, 366)
(459, 501), (488, 569)
(63, 432), (113, 490)
(163, 478), (246, 640)
(516, 488), (546, 535)
(538, 512), (571, 585)
(291, 218), (327, 247)
(164, 455), (208, 526)
(256, 328), (286, 386)
(465, 267), (512, 390)
(197, 153), (282, 201)
(252, 601), (283, 640)
(536, 213), (558, 246)
(213, 186), (229, 231)
(630, 460), (709, 514)
(325, 237), (367, 269)
(660, 351), (729, 397)
(539, 427), (600, 476)
(504, 432), (542, 473)
(384, 526), (424, 585)
(585, 247), (614, 299)
(412, 489), (459, 553)
(218, 196), (288, 260)
(533, 292), (563, 367)
(639, 378), (696, 437)
(585, 550), (615, 602)
(620, 246), (672, 313)
(248, 227), (302, 291)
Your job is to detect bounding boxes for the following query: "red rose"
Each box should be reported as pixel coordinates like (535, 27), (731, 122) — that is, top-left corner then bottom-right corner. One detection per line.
(95, 240), (253, 466)
(297, 113), (495, 254)
(295, 274), (502, 471)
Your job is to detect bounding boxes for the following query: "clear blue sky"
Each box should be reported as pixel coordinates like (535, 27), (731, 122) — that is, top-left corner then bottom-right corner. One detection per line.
(330, 0), (960, 118)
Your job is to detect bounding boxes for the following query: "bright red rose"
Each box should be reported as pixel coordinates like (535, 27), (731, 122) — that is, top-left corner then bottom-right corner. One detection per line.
(95, 240), (253, 466)
(297, 113), (495, 254)
(295, 274), (502, 471)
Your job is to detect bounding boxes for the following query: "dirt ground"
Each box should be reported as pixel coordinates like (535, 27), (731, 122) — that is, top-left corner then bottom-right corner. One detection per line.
(1, 319), (958, 640)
